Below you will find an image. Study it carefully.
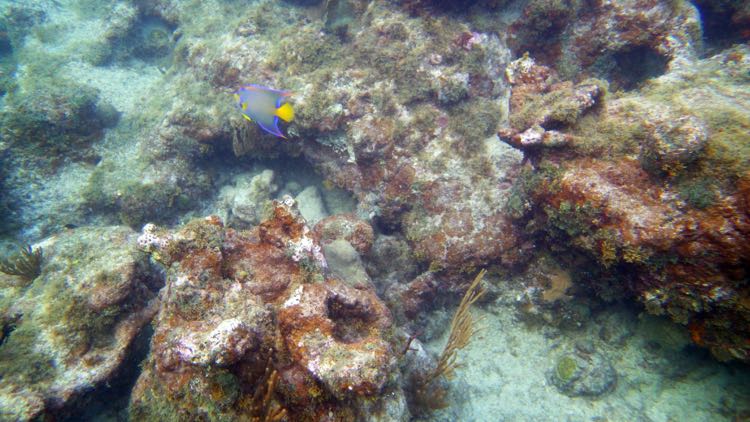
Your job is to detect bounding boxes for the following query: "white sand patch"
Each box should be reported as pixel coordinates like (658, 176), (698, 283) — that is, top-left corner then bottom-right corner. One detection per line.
(64, 62), (163, 116)
(424, 300), (749, 421)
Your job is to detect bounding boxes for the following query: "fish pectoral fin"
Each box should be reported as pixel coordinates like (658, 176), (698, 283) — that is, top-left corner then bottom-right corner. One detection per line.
(275, 103), (294, 123)
(242, 114), (253, 122)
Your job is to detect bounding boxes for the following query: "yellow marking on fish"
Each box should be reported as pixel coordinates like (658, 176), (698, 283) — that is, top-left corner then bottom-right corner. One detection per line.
(241, 102), (248, 111)
(276, 102), (294, 122)
(242, 114), (253, 122)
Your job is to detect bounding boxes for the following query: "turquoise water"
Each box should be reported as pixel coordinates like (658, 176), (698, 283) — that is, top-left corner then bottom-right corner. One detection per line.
(1, 1), (749, 421)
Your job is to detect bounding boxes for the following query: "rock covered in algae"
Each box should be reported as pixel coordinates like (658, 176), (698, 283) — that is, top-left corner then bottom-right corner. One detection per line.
(0, 226), (161, 421)
(217, 169), (278, 228)
(314, 213), (375, 255)
(502, 46), (750, 363)
(129, 198), (408, 421)
(508, 0), (702, 85)
(159, 0), (527, 277)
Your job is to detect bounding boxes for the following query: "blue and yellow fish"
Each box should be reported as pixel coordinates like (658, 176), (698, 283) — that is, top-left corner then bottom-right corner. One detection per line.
(234, 84), (295, 138)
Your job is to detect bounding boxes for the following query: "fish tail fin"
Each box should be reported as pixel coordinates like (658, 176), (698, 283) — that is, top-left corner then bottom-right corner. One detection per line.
(276, 102), (294, 122)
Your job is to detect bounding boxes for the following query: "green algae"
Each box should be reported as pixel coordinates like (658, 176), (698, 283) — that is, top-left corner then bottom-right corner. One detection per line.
(677, 178), (718, 209)
(82, 159), (210, 228)
(1, 80), (102, 143)
(208, 370), (241, 410)
(572, 110), (644, 157)
(635, 48), (750, 185)
(449, 98), (502, 152)
(0, 4), (45, 50)
(506, 164), (563, 220)
(39, 292), (122, 351)
(0, 22), (16, 96)
(268, 25), (347, 75)
(0, 324), (55, 385)
(547, 201), (599, 238)
(510, 79), (608, 133)
(0, 232), (132, 390)
(555, 355), (578, 383)
(696, 106), (750, 184)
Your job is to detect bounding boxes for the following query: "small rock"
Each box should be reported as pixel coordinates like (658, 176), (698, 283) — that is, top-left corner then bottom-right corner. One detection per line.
(323, 239), (371, 288)
(548, 349), (617, 397)
(295, 185), (328, 226)
(640, 115), (708, 175)
(222, 170), (277, 227)
(321, 186), (357, 215)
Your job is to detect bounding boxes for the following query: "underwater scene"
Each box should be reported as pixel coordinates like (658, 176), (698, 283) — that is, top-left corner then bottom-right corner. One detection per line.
(1, 0), (749, 420)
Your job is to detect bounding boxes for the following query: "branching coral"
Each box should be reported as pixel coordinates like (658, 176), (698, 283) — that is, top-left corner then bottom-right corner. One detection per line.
(424, 269), (487, 385)
(407, 270), (487, 412)
(0, 244), (43, 285)
(250, 357), (287, 422)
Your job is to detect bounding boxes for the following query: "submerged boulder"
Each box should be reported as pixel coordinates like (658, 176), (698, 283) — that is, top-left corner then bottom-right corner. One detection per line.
(130, 198), (407, 421)
(0, 226), (160, 421)
(503, 47), (750, 363)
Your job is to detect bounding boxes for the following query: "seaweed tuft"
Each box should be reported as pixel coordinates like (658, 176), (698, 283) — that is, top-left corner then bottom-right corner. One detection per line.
(0, 244), (43, 285)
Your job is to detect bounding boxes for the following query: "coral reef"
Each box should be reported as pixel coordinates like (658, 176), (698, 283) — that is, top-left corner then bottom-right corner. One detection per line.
(163, 0), (528, 278)
(508, 0), (702, 88)
(502, 46), (750, 362)
(1, 1), (749, 420)
(130, 199), (409, 420)
(0, 226), (160, 420)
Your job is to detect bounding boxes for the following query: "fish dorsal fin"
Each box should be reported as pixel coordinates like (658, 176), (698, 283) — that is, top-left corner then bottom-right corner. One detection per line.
(275, 103), (294, 123)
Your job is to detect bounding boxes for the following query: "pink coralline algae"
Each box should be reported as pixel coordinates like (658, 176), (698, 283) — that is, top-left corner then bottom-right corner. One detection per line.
(130, 199), (407, 420)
